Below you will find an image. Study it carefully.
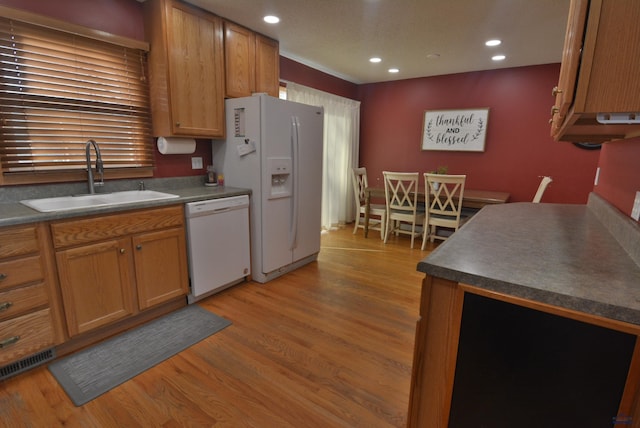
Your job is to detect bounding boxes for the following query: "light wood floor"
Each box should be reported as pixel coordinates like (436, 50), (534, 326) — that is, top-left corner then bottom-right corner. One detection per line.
(0, 227), (437, 427)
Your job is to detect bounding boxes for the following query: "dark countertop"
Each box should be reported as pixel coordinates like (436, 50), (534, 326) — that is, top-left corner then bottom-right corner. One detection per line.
(0, 177), (251, 227)
(417, 195), (640, 326)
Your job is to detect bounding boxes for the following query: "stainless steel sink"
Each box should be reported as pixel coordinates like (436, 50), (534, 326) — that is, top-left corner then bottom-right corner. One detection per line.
(21, 190), (180, 213)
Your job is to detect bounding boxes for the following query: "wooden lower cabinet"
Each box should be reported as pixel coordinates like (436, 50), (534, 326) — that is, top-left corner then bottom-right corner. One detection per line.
(133, 228), (189, 310)
(408, 276), (640, 427)
(0, 223), (64, 368)
(56, 238), (135, 336)
(0, 309), (56, 366)
(51, 206), (189, 338)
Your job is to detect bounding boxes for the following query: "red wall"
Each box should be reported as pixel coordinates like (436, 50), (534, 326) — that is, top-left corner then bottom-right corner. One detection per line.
(280, 57), (359, 100)
(5, 1), (636, 213)
(356, 65), (600, 204)
(0, 0), (144, 40)
(595, 138), (640, 217)
(0, 0), (210, 179)
(281, 52), (640, 218)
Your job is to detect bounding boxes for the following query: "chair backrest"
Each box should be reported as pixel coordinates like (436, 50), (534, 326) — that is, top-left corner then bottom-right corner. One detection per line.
(351, 167), (368, 208)
(383, 171), (420, 214)
(532, 176), (553, 203)
(424, 173), (466, 219)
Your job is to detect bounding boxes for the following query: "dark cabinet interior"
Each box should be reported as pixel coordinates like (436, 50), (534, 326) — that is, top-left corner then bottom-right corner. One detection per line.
(449, 293), (635, 428)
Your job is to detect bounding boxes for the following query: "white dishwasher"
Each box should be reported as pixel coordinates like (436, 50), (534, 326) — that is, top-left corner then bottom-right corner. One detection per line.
(185, 195), (251, 303)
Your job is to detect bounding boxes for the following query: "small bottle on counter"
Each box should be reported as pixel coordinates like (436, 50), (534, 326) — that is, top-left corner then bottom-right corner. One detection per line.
(205, 166), (217, 186)
(217, 173), (224, 186)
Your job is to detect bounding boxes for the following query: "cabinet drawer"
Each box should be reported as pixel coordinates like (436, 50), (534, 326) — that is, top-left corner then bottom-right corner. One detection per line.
(0, 308), (55, 366)
(0, 256), (44, 292)
(51, 205), (185, 248)
(0, 226), (39, 258)
(0, 283), (49, 322)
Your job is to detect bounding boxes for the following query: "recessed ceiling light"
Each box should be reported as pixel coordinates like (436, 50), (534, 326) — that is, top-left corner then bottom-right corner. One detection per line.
(485, 39), (502, 47)
(369, 57), (382, 63)
(388, 68), (399, 73)
(492, 55), (506, 61)
(263, 15), (280, 24)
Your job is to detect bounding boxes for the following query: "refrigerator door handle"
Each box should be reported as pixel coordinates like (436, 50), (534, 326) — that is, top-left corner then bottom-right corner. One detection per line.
(289, 116), (300, 250)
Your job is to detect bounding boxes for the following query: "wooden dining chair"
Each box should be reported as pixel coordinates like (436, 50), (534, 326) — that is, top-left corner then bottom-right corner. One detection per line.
(383, 171), (425, 248)
(422, 173), (466, 249)
(351, 167), (386, 239)
(532, 176), (553, 203)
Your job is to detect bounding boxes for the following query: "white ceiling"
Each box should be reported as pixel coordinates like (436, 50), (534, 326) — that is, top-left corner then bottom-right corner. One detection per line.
(184, 0), (571, 85)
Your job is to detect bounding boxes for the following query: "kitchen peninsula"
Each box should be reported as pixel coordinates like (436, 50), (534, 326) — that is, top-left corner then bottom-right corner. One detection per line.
(408, 193), (640, 427)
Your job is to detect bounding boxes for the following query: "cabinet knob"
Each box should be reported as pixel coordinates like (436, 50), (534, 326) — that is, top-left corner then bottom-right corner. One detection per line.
(552, 86), (563, 97)
(0, 273), (6, 281)
(175, 122), (181, 127)
(136, 244), (142, 250)
(0, 335), (20, 349)
(0, 301), (13, 312)
(120, 248), (126, 254)
(550, 106), (559, 115)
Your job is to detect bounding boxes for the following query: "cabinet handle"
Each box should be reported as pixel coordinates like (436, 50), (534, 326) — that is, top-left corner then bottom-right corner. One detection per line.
(551, 86), (563, 97)
(550, 106), (559, 115)
(136, 244), (142, 250)
(0, 335), (20, 349)
(0, 273), (6, 281)
(120, 248), (126, 254)
(0, 301), (12, 312)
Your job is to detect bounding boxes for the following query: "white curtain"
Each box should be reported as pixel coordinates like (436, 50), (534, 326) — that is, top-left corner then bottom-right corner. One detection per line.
(286, 82), (360, 230)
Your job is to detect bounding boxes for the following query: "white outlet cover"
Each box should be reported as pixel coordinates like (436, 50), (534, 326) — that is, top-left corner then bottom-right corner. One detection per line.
(632, 191), (640, 221)
(191, 157), (203, 169)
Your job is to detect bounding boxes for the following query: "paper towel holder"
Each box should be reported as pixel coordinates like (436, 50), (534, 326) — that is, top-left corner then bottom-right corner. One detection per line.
(157, 136), (196, 155)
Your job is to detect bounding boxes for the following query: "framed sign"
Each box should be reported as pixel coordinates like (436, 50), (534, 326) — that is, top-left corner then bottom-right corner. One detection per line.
(421, 108), (489, 152)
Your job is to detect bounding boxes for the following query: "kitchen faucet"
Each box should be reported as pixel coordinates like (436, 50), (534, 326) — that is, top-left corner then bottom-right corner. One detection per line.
(85, 139), (104, 194)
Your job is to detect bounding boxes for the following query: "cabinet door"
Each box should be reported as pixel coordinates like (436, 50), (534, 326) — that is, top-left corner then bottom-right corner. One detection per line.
(255, 34), (280, 97)
(56, 239), (135, 336)
(133, 228), (188, 310)
(167, 2), (225, 137)
(225, 21), (256, 98)
(550, 0), (588, 137)
(552, 0), (640, 142)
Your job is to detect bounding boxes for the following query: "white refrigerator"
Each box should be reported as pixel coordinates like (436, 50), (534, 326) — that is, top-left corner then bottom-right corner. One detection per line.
(213, 94), (324, 283)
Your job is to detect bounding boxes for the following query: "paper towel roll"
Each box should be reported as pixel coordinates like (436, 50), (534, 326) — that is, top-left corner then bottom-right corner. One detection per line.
(157, 137), (196, 155)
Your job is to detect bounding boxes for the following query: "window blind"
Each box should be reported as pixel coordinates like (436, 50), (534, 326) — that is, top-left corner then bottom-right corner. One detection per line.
(0, 17), (153, 178)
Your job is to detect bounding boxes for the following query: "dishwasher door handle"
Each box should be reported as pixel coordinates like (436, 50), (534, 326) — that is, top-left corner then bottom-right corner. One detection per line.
(211, 207), (232, 214)
(210, 205), (249, 214)
(188, 205), (247, 217)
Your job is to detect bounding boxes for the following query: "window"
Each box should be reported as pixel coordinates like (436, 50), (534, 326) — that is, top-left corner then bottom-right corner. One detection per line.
(0, 13), (153, 185)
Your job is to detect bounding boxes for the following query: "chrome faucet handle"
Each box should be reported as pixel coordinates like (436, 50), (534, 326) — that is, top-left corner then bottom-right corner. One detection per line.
(85, 139), (104, 194)
(96, 161), (104, 187)
(138, 181), (145, 191)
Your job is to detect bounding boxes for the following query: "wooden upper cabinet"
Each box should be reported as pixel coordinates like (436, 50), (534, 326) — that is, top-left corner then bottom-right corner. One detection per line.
(144, 0), (225, 138)
(224, 21), (280, 98)
(255, 34), (280, 97)
(550, 0), (588, 136)
(551, 0), (640, 143)
(224, 22), (255, 98)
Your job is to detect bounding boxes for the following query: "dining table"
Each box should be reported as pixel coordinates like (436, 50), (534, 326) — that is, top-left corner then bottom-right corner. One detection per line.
(363, 187), (510, 238)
